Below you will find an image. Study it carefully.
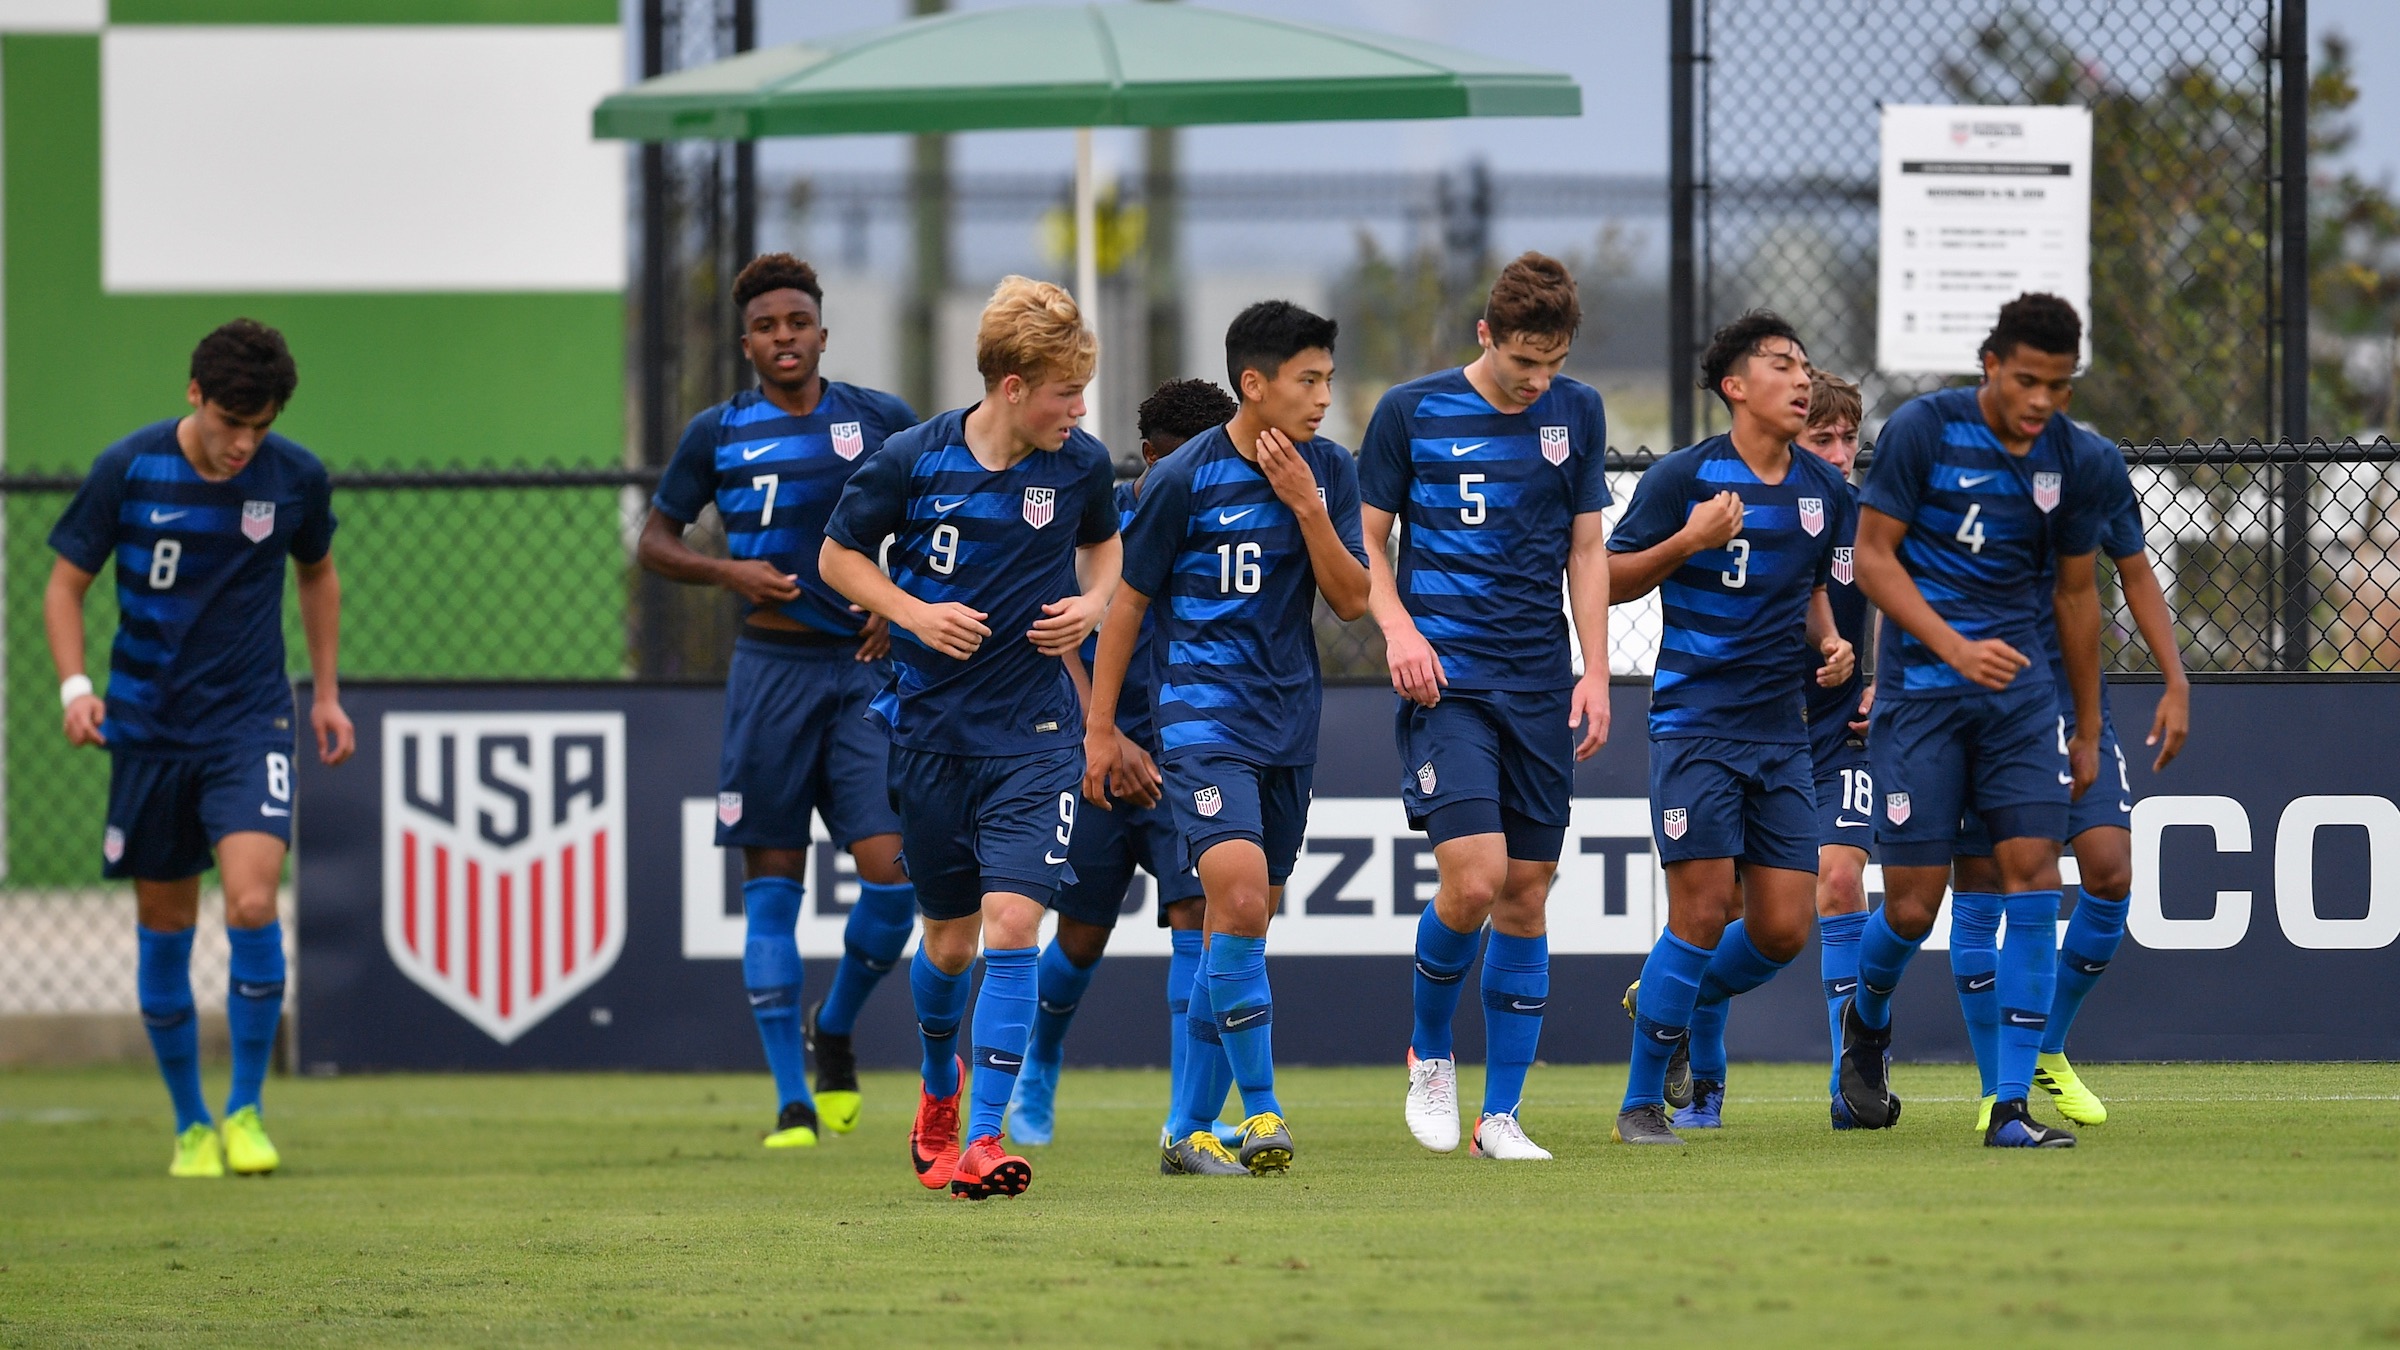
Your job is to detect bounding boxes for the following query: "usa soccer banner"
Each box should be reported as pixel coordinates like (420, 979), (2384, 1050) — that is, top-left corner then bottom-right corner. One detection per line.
(296, 679), (2400, 1071)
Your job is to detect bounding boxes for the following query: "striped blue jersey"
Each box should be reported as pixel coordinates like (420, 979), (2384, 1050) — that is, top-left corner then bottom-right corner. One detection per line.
(824, 407), (1118, 758)
(48, 420), (335, 754)
(1610, 435), (1853, 744)
(1860, 388), (2104, 700)
(1120, 425), (1369, 768)
(653, 382), (916, 636)
(1080, 480), (1166, 749)
(1805, 480), (1870, 762)
(2028, 426), (2147, 687)
(1357, 369), (1610, 691)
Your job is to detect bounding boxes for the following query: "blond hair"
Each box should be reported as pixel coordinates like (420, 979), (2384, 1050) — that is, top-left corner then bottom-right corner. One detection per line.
(975, 276), (1097, 389)
(1807, 367), (1862, 431)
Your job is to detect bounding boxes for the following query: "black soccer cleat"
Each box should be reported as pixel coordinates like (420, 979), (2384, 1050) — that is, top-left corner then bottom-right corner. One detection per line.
(1623, 979), (1695, 1111)
(1612, 1103), (1684, 1147)
(1836, 997), (1898, 1130)
(1984, 1097), (2076, 1148)
(805, 1000), (863, 1135)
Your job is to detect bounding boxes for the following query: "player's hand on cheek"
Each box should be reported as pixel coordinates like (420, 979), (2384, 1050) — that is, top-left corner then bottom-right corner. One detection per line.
(2148, 682), (2189, 771)
(1080, 725), (1119, 809)
(1571, 671), (1611, 761)
(314, 696), (356, 766)
(910, 600), (989, 660)
(1384, 622), (1447, 707)
(62, 695), (106, 747)
(1817, 636), (1855, 687)
(1028, 593), (1104, 655)
(726, 558), (802, 605)
(853, 608), (891, 662)
(1256, 428), (1322, 516)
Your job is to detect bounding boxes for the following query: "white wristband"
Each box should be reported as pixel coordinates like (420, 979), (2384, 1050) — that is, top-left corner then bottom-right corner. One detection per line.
(60, 674), (93, 709)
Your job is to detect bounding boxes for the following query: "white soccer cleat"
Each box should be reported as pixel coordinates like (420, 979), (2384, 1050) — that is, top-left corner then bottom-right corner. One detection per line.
(1470, 1111), (1554, 1161)
(1404, 1049), (1460, 1153)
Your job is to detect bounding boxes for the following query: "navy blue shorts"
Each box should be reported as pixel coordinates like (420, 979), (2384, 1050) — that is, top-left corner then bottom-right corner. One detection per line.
(104, 743), (295, 881)
(1871, 680), (2069, 867)
(1161, 748), (1314, 885)
(888, 744), (1082, 921)
(1052, 789), (1203, 929)
(1647, 736), (1817, 873)
(715, 634), (901, 849)
(1811, 734), (1876, 857)
(1395, 687), (1572, 863)
(1954, 703), (2132, 856)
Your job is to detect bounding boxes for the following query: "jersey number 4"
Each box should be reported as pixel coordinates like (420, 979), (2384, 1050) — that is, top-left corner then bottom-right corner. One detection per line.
(1955, 503), (1987, 554)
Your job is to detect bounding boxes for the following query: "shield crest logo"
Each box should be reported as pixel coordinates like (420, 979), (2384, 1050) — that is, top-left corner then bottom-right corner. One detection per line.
(1194, 786), (1222, 818)
(1539, 425), (1571, 465)
(1023, 486), (1056, 529)
(2032, 472), (2062, 513)
(241, 500), (275, 543)
(1886, 792), (1912, 825)
(717, 792), (743, 827)
(1662, 807), (1688, 840)
(103, 825), (125, 864)
(1799, 497), (1825, 536)
(1416, 761), (1438, 795)
(831, 421), (864, 460)
(1832, 546), (1855, 585)
(383, 713), (627, 1045)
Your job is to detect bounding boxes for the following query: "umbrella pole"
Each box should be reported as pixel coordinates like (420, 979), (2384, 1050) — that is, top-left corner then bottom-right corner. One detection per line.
(1075, 126), (1100, 430)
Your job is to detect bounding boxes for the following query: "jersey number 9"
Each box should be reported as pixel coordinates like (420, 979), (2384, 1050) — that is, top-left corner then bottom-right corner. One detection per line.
(929, 523), (961, 575)
(149, 539), (182, 590)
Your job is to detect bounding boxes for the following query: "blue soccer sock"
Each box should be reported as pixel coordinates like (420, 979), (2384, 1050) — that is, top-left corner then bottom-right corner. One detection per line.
(1853, 908), (1926, 1031)
(1997, 891), (2061, 1101)
(2045, 894), (2128, 1054)
(1027, 939), (1099, 1069)
(1176, 961), (1232, 1137)
(1478, 931), (1547, 1116)
(1408, 906), (1481, 1062)
(1817, 910), (1868, 1096)
(816, 880), (916, 1037)
(1688, 919), (1791, 1083)
(223, 922), (285, 1117)
(1206, 934), (1279, 1119)
(1948, 891), (2004, 1099)
(910, 946), (969, 1098)
(740, 877), (811, 1110)
(1622, 930), (1711, 1113)
(136, 926), (210, 1132)
(968, 946), (1036, 1141)
(1164, 930), (1203, 1132)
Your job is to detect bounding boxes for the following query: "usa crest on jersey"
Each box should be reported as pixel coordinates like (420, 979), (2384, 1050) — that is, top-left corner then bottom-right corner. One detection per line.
(1831, 546), (1855, 584)
(717, 792), (743, 827)
(1885, 791), (1912, 825)
(1194, 785), (1222, 818)
(1662, 806), (1688, 840)
(1799, 497), (1825, 536)
(2032, 472), (2062, 513)
(1416, 760), (1438, 794)
(1540, 424), (1570, 465)
(241, 500), (276, 543)
(1023, 486), (1056, 529)
(383, 713), (627, 1044)
(831, 421), (865, 461)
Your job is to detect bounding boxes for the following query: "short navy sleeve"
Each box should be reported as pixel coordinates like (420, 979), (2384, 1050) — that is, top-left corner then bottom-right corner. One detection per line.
(1859, 398), (1937, 524)
(1571, 385), (1612, 513)
(2050, 451), (2103, 558)
(1606, 455), (1690, 554)
(48, 441), (136, 573)
(823, 431), (914, 557)
(651, 407), (722, 525)
(1119, 453), (1194, 598)
(1356, 389), (1410, 514)
(1076, 443), (1119, 546)
(2083, 434), (2145, 560)
(289, 457), (337, 564)
(1321, 443), (1370, 566)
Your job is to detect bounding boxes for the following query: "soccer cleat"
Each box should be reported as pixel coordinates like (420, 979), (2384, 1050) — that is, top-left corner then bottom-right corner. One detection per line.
(2035, 1052), (2109, 1125)
(169, 1123), (224, 1179)
(1158, 1119), (1250, 1151)
(220, 1106), (279, 1176)
(1984, 1097), (2076, 1148)
(1830, 1095), (1859, 1131)
(1613, 1102), (1683, 1146)
(1835, 997), (1898, 1130)
(1622, 980), (1693, 1110)
(1469, 1112), (1553, 1160)
(949, 1135), (1033, 1199)
(804, 1000), (862, 1135)
(1160, 1130), (1250, 1176)
(1403, 1049), (1460, 1153)
(1005, 1053), (1061, 1146)
(1976, 1093), (1997, 1135)
(1675, 1080), (1725, 1130)
(1234, 1112), (1294, 1174)
(764, 1100), (819, 1149)
(909, 1058), (964, 1190)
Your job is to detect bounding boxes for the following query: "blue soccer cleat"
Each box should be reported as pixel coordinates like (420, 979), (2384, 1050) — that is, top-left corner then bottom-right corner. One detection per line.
(1674, 1079), (1724, 1130)
(1004, 1054), (1061, 1147)
(1983, 1097), (2075, 1148)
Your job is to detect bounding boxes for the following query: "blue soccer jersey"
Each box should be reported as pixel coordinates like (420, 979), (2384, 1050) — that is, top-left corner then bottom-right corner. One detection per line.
(1859, 387), (2103, 700)
(1805, 480), (1870, 762)
(48, 420), (336, 754)
(1120, 424), (1369, 767)
(652, 382), (916, 637)
(2026, 426), (2147, 682)
(823, 408), (1118, 758)
(1356, 369), (1611, 691)
(1082, 479), (1166, 748)
(1609, 435), (1853, 744)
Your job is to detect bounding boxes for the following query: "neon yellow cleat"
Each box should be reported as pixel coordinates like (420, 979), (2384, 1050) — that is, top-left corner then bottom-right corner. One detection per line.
(765, 1101), (820, 1149)
(1975, 1094), (1996, 1135)
(221, 1106), (279, 1175)
(2035, 1052), (2108, 1125)
(815, 1091), (862, 1136)
(169, 1123), (224, 1178)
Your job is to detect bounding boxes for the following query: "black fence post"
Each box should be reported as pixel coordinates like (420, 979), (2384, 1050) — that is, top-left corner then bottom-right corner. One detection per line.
(638, 0), (667, 470)
(1668, 0), (1697, 451)
(2279, 0), (2311, 670)
(729, 0), (757, 395)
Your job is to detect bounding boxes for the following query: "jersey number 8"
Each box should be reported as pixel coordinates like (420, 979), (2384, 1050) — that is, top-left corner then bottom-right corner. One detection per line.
(149, 539), (182, 590)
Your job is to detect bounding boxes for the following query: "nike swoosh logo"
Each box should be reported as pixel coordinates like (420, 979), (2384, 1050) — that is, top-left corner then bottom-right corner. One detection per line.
(259, 804), (290, 817)
(933, 498), (966, 513)
(986, 1054), (1024, 1071)
(1830, 980), (1858, 996)
(1449, 441), (1488, 456)
(1216, 508), (1257, 525)
(1508, 999), (1544, 1012)
(1227, 1009), (1269, 1029)
(747, 991), (777, 1006)
(2005, 1011), (2044, 1026)
(1966, 974), (1996, 992)
(233, 981), (282, 1000)
(1959, 473), (1995, 487)
(2117, 801), (2132, 812)
(741, 442), (779, 461)
(1648, 1026), (1683, 1044)
(1835, 816), (1871, 829)
(2058, 772), (2075, 786)
(149, 509), (188, 523)
(1043, 851), (1067, 865)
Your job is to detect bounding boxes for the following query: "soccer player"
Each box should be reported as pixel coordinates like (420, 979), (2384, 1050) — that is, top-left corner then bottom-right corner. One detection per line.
(46, 319), (353, 1178)
(1842, 292), (2107, 1149)
(1003, 378), (1242, 1151)
(1361, 252), (1613, 1162)
(1677, 368), (1878, 1130)
(1606, 311), (1855, 1147)
(820, 276), (1120, 1199)
(1085, 300), (1371, 1177)
(639, 253), (919, 1149)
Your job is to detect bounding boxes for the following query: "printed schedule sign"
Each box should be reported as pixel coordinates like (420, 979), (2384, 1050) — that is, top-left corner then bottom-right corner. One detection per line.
(1877, 104), (2093, 374)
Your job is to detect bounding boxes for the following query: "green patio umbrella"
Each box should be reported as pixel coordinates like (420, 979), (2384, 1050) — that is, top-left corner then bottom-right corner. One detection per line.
(593, 2), (1581, 419)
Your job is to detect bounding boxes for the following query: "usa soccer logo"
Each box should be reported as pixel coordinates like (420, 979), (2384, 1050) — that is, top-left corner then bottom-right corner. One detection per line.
(717, 792), (743, 827)
(1832, 546), (1855, 584)
(383, 713), (627, 1044)
(1023, 486), (1056, 529)
(1799, 497), (1825, 536)
(830, 421), (864, 461)
(1886, 792), (1912, 825)
(240, 500), (275, 543)
(1416, 761), (1438, 794)
(102, 825), (126, 864)
(2032, 471), (2062, 513)
(1194, 785), (1222, 818)
(1662, 807), (1688, 840)
(1539, 425), (1571, 465)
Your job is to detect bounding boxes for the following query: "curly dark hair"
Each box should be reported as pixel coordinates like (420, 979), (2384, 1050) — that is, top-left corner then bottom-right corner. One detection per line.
(1225, 299), (1338, 394)
(1979, 292), (2082, 364)
(189, 319), (297, 417)
(1484, 251), (1581, 344)
(732, 252), (823, 314)
(1698, 309), (1805, 410)
(1138, 378), (1237, 442)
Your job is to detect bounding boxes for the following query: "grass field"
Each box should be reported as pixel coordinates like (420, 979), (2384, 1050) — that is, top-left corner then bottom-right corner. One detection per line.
(4, 1061), (2398, 1347)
